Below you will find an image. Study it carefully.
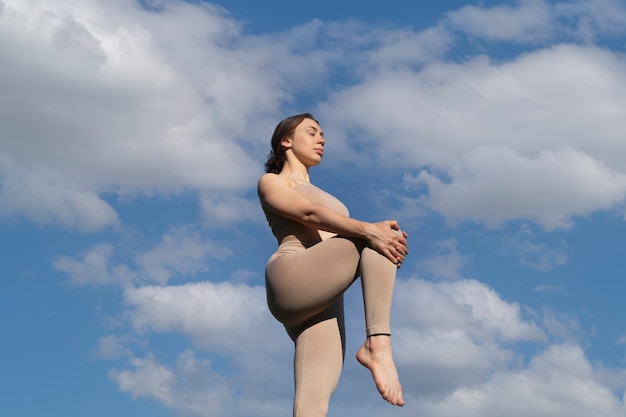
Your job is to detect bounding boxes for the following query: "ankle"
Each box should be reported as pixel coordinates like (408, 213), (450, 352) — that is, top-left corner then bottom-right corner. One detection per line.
(365, 334), (393, 350)
(368, 333), (391, 338)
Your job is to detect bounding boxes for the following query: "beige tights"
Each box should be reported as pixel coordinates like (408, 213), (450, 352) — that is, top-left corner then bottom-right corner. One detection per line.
(265, 236), (398, 417)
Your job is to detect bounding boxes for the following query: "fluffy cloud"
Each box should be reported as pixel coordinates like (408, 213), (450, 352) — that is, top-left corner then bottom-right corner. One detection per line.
(380, 277), (546, 400)
(200, 192), (265, 226)
(109, 350), (292, 417)
(54, 226), (232, 285)
(415, 146), (626, 229)
(555, 0), (626, 40)
(109, 276), (626, 417)
(0, 162), (120, 231)
(415, 344), (626, 417)
(416, 238), (468, 280)
(0, 0), (291, 230)
(320, 43), (626, 229)
(122, 281), (285, 357)
(114, 280), (293, 415)
(497, 225), (570, 270)
(445, 0), (555, 42)
(54, 243), (134, 285)
(4, 0), (626, 232)
(393, 278), (545, 345)
(134, 226), (232, 283)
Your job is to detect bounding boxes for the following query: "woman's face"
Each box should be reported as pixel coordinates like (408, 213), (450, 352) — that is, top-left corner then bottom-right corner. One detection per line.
(283, 118), (325, 167)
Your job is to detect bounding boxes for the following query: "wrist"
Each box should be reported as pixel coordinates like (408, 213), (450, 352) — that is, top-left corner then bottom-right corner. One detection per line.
(359, 221), (376, 241)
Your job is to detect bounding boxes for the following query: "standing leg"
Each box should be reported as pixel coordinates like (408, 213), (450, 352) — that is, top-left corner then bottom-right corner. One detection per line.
(289, 299), (345, 417)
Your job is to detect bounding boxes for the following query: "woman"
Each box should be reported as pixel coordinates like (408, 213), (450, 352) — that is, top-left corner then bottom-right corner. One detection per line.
(258, 113), (408, 417)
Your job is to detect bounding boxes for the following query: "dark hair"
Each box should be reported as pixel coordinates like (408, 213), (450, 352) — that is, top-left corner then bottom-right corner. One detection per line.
(264, 113), (319, 174)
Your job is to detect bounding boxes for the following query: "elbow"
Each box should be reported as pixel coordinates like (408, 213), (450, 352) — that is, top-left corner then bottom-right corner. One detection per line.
(299, 205), (323, 224)
(300, 210), (318, 224)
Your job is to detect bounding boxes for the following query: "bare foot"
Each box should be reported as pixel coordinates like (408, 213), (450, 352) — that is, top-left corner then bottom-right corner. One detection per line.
(356, 335), (404, 406)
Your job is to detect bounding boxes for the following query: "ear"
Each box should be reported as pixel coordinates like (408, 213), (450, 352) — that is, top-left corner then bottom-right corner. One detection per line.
(281, 137), (292, 149)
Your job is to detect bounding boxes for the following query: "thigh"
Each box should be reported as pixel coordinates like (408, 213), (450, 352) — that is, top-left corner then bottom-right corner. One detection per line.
(266, 236), (365, 325)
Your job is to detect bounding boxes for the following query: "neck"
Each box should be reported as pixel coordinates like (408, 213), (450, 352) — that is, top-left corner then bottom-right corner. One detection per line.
(280, 160), (310, 183)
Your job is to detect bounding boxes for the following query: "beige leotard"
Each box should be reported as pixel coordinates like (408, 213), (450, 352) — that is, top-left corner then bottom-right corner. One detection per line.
(262, 176), (398, 417)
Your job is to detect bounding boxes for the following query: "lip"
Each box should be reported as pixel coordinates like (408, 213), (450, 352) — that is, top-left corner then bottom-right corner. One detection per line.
(315, 148), (324, 156)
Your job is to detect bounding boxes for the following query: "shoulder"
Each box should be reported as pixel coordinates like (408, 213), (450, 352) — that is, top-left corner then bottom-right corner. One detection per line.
(257, 173), (293, 194)
(258, 172), (283, 188)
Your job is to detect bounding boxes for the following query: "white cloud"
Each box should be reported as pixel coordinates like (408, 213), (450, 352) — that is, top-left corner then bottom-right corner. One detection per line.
(416, 344), (626, 417)
(320, 43), (626, 229)
(385, 276), (548, 400)
(92, 335), (134, 360)
(416, 146), (626, 229)
(54, 243), (135, 286)
(110, 354), (178, 406)
(556, 0), (626, 40)
(540, 307), (583, 340)
(366, 26), (453, 68)
(415, 238), (468, 280)
(323, 343), (626, 417)
(595, 363), (626, 393)
(109, 350), (290, 417)
(498, 226), (570, 270)
(446, 0), (554, 42)
(135, 226), (232, 284)
(229, 268), (259, 283)
(0, 162), (120, 231)
(326, 277), (547, 404)
(0, 0), (293, 229)
(200, 192), (265, 227)
(393, 277), (545, 344)
(444, 0), (626, 44)
(54, 226), (232, 285)
(5, 0), (625, 232)
(115, 281), (293, 414)
(108, 276), (625, 417)
(123, 281), (284, 354)
(395, 328), (516, 398)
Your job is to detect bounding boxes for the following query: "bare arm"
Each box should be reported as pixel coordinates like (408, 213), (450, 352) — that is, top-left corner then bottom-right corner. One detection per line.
(258, 173), (408, 265)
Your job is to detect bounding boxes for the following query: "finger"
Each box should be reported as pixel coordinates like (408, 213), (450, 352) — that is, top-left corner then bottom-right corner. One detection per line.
(393, 251), (404, 264)
(394, 240), (408, 254)
(384, 249), (398, 264)
(392, 231), (407, 245)
(393, 247), (406, 262)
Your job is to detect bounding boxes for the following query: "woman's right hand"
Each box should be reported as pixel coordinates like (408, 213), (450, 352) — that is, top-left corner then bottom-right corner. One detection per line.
(364, 220), (409, 267)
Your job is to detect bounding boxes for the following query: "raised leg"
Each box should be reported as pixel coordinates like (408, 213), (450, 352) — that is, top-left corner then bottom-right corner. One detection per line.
(360, 246), (396, 336)
(357, 246), (404, 406)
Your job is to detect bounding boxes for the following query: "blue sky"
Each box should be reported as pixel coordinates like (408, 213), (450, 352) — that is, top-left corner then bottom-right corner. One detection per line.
(2, 0), (626, 416)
